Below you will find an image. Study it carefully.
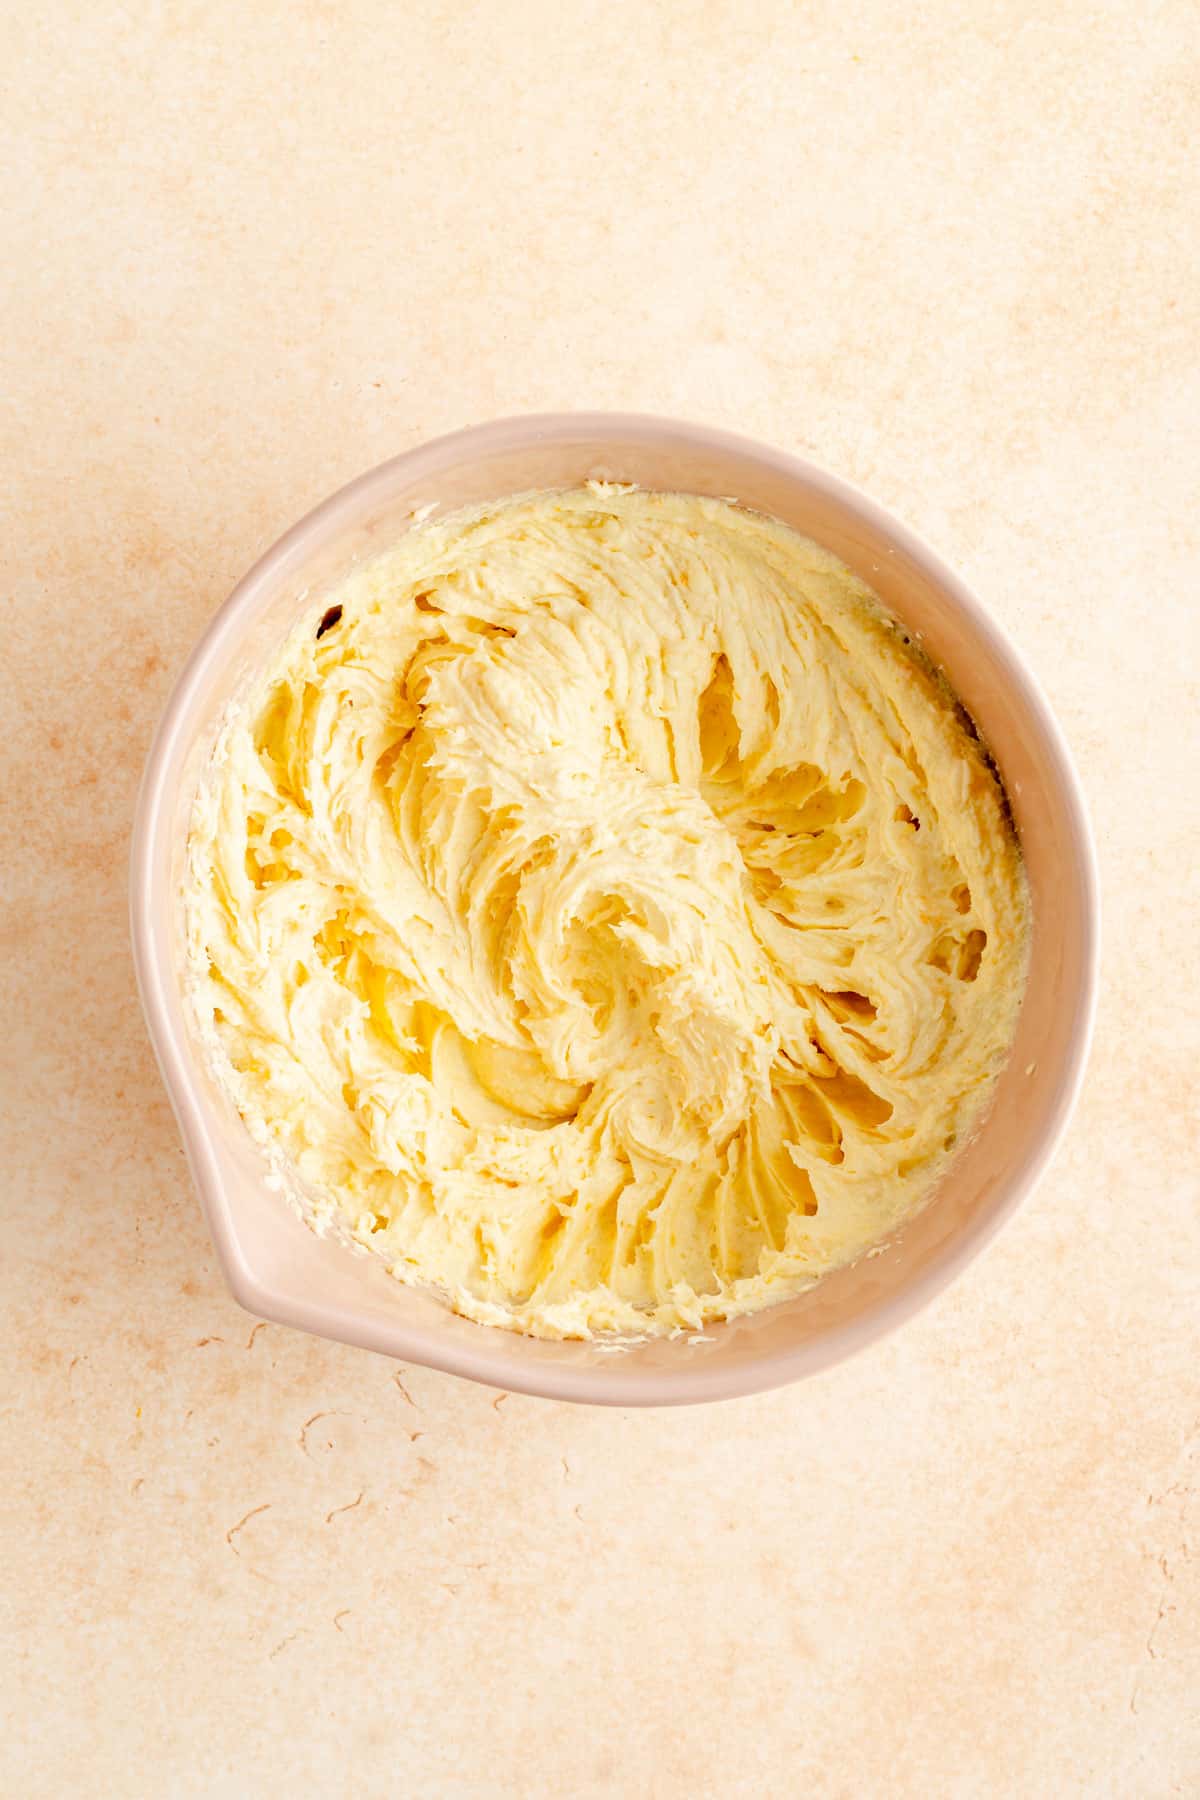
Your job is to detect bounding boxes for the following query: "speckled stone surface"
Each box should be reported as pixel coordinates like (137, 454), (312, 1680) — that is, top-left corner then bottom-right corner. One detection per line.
(2, 4), (1197, 1794)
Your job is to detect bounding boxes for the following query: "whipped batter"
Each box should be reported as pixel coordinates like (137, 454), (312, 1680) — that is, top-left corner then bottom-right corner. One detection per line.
(186, 486), (1029, 1337)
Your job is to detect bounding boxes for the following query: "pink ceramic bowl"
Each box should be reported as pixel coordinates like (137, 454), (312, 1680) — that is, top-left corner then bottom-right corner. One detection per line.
(130, 415), (1098, 1405)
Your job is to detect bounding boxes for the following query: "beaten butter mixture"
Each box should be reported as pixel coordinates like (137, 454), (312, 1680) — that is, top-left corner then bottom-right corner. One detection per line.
(187, 487), (1028, 1337)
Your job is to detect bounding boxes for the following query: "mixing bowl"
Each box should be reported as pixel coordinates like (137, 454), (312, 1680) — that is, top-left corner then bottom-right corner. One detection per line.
(130, 414), (1098, 1404)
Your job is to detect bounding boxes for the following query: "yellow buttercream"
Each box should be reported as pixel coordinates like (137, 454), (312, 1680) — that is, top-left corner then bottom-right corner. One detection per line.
(186, 486), (1029, 1337)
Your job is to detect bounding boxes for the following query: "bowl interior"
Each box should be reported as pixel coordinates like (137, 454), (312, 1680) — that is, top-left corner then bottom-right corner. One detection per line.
(132, 416), (1096, 1404)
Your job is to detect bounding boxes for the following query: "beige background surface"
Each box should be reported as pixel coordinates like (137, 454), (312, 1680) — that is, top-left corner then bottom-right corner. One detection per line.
(3, 3), (1198, 1795)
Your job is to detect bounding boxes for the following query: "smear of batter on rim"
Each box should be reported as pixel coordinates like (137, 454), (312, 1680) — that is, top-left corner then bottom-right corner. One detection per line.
(186, 485), (1029, 1338)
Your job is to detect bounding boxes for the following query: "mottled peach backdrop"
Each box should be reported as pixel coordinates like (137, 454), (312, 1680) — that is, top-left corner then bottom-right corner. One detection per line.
(2, 3), (1197, 1794)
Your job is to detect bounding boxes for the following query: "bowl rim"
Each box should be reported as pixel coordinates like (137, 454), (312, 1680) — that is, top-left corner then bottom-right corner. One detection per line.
(130, 411), (1100, 1405)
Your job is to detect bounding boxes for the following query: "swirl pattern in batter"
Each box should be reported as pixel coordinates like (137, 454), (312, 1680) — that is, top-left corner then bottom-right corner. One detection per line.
(186, 486), (1028, 1337)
